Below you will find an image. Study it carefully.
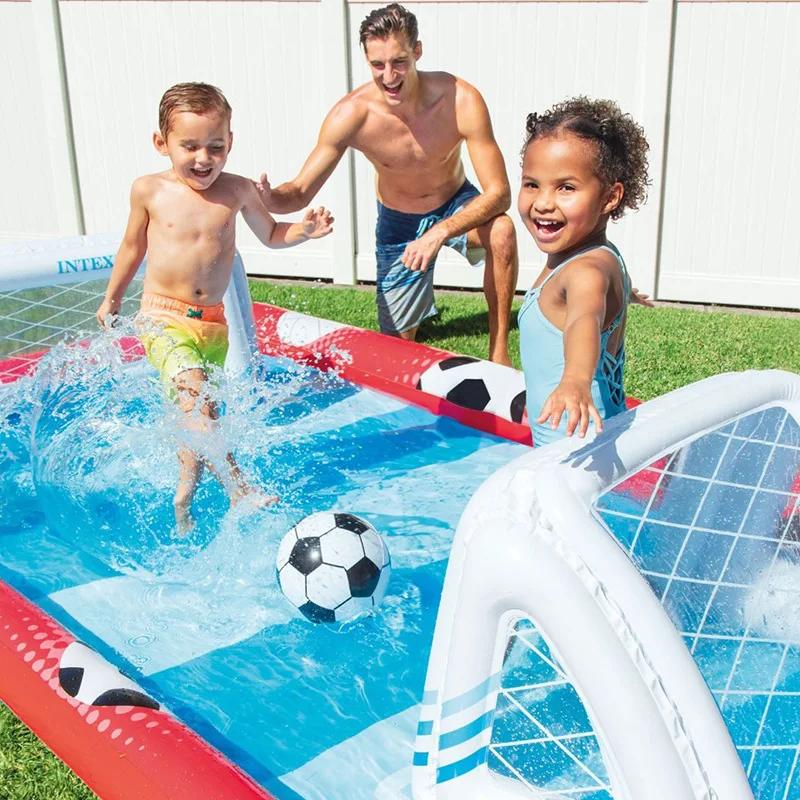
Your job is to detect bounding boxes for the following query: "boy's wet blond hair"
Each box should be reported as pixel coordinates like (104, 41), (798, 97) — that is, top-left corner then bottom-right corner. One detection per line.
(158, 82), (232, 138)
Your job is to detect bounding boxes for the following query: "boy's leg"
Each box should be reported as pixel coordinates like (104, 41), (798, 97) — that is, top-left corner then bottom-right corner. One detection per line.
(174, 368), (278, 512)
(174, 447), (204, 535)
(171, 368), (213, 533)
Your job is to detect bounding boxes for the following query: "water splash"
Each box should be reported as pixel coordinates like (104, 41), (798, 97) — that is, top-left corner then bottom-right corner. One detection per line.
(20, 323), (341, 577)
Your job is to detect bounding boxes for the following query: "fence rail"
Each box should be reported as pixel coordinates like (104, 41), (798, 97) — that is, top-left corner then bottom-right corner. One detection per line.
(2, 0), (799, 308)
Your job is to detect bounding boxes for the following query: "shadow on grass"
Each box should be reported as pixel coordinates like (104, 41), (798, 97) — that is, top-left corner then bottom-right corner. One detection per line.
(418, 306), (520, 345)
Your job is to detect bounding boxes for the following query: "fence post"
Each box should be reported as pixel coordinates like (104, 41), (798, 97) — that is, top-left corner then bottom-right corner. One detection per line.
(638, 0), (677, 299)
(30, 0), (85, 236)
(320, 0), (357, 286)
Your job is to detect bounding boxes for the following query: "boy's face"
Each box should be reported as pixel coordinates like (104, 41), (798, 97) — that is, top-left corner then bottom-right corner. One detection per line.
(365, 33), (422, 107)
(518, 134), (622, 256)
(154, 110), (232, 191)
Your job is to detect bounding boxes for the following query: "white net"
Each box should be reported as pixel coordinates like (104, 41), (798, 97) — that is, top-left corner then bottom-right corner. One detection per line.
(595, 407), (800, 800)
(490, 618), (613, 798)
(0, 276), (144, 382)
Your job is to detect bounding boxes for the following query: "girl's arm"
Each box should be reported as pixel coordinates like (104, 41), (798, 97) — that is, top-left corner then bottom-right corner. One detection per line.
(96, 178), (150, 328)
(536, 263), (610, 438)
(241, 182), (334, 248)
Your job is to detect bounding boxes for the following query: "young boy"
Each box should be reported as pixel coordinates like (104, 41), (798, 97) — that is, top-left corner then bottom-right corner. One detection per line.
(96, 82), (333, 534)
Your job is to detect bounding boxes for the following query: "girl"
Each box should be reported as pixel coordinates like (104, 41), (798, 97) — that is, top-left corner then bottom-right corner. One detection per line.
(517, 97), (650, 446)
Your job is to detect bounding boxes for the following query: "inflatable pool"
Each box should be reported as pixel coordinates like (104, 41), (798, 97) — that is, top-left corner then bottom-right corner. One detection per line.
(1, 235), (799, 800)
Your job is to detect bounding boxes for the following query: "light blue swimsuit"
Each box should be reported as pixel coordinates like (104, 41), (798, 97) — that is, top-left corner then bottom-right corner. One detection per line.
(518, 243), (630, 447)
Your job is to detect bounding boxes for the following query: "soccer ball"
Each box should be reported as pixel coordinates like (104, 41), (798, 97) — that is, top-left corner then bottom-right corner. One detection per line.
(276, 512), (391, 623)
(416, 356), (526, 424)
(58, 641), (159, 708)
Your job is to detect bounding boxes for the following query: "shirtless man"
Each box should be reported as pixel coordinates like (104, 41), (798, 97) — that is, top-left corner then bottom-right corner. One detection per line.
(258, 3), (518, 366)
(96, 82), (333, 533)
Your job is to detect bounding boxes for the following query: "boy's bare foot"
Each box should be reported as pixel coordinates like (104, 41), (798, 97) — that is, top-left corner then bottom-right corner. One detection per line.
(230, 486), (280, 511)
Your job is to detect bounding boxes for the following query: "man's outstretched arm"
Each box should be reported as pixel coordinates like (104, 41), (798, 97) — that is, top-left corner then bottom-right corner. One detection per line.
(401, 81), (511, 272)
(258, 100), (361, 214)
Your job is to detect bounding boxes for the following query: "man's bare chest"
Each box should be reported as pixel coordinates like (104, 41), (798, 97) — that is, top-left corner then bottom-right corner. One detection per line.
(356, 114), (461, 172)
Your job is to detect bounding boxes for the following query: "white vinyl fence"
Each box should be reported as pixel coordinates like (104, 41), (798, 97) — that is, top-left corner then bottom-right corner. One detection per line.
(2, 0), (799, 308)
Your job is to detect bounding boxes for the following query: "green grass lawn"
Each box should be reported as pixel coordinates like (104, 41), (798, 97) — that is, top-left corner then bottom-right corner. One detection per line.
(0, 705), (96, 799)
(2, 280), (800, 798)
(250, 281), (800, 400)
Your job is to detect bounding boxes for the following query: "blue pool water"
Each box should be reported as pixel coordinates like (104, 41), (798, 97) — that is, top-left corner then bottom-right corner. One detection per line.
(4, 329), (800, 799)
(0, 332), (526, 798)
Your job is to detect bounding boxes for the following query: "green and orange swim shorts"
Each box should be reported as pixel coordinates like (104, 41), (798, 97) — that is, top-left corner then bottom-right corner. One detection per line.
(137, 293), (229, 393)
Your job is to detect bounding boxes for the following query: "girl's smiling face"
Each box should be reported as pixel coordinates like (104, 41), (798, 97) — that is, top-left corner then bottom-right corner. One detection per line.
(518, 133), (623, 259)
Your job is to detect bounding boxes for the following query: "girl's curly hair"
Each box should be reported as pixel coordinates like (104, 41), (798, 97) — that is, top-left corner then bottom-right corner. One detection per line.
(522, 97), (650, 221)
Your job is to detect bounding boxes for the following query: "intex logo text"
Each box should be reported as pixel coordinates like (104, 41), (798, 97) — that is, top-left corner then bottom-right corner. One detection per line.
(57, 255), (115, 274)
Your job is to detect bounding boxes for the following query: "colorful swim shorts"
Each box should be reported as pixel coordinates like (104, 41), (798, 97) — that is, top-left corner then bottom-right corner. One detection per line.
(137, 293), (229, 392)
(375, 179), (485, 335)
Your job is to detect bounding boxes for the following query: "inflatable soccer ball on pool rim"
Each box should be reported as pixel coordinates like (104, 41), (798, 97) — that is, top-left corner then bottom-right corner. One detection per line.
(416, 355), (527, 424)
(276, 512), (391, 623)
(58, 641), (159, 708)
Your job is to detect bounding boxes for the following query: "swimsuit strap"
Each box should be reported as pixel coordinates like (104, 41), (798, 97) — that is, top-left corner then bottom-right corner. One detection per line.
(596, 243), (629, 407)
(600, 243), (630, 336)
(599, 344), (625, 407)
(528, 242), (619, 298)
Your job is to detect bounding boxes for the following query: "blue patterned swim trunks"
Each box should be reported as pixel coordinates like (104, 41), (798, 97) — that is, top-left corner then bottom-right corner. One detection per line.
(375, 180), (485, 334)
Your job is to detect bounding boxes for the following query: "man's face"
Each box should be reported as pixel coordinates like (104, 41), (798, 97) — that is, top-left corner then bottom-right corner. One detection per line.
(364, 33), (422, 106)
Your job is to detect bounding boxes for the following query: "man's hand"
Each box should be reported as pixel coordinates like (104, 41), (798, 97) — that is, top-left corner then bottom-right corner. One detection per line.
(302, 206), (335, 239)
(254, 173), (274, 210)
(537, 375), (603, 439)
(630, 286), (655, 307)
(96, 298), (120, 329)
(401, 228), (447, 272)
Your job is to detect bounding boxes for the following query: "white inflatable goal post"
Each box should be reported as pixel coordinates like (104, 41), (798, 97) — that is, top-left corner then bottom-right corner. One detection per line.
(414, 370), (800, 800)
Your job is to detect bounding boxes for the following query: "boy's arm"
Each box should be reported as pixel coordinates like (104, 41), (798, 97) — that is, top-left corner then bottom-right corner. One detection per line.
(96, 178), (150, 327)
(536, 262), (610, 438)
(255, 99), (361, 214)
(241, 181), (334, 248)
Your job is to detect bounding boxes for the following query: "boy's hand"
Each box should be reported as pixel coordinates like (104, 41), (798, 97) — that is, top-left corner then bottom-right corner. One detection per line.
(537, 376), (603, 439)
(302, 206), (334, 239)
(96, 299), (120, 329)
(254, 173), (274, 210)
(630, 286), (655, 307)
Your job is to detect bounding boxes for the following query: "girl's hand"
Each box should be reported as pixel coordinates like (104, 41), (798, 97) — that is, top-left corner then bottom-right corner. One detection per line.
(630, 286), (655, 307)
(302, 206), (334, 239)
(536, 377), (603, 439)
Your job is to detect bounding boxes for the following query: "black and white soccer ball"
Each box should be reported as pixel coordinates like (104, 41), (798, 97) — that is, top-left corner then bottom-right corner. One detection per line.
(416, 356), (526, 423)
(58, 641), (159, 708)
(276, 512), (391, 623)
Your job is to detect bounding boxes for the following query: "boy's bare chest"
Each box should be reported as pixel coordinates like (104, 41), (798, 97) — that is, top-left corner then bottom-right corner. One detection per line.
(150, 193), (238, 240)
(356, 108), (461, 172)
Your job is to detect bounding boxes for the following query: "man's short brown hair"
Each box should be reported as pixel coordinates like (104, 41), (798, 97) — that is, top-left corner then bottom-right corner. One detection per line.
(158, 82), (232, 138)
(359, 4), (419, 50)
